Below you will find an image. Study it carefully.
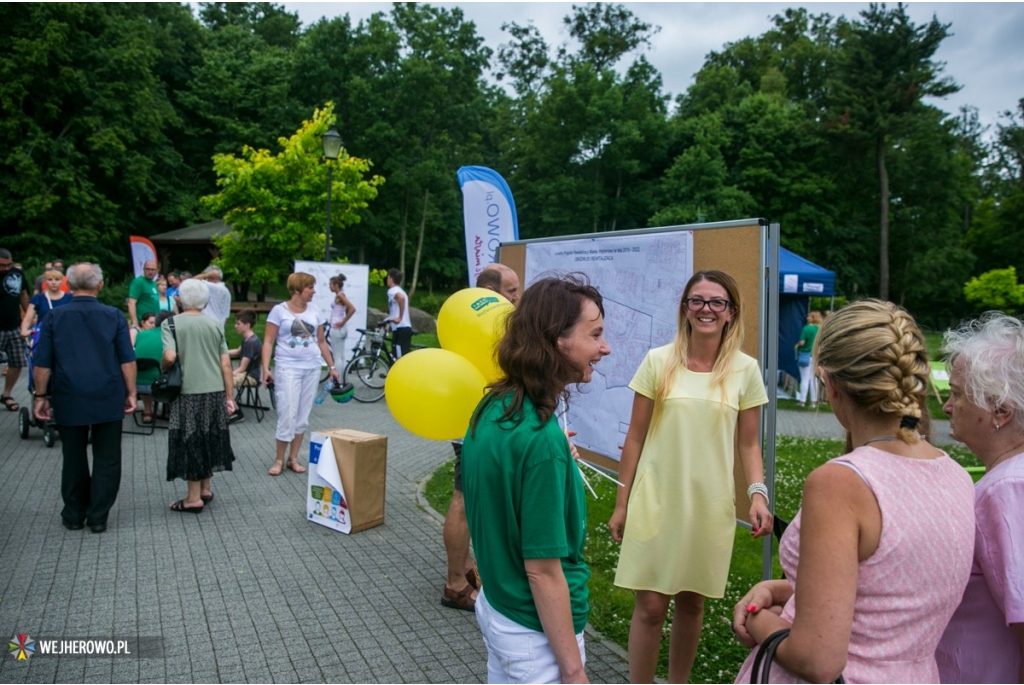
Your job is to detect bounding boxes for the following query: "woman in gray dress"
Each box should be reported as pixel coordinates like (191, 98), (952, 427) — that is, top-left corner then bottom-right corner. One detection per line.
(162, 278), (236, 512)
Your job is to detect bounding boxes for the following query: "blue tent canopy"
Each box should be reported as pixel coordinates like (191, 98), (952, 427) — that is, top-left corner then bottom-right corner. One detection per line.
(775, 247), (836, 384)
(779, 246), (835, 296)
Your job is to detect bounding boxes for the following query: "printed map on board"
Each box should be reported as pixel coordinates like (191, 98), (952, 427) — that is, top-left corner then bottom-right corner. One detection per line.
(524, 231), (694, 460)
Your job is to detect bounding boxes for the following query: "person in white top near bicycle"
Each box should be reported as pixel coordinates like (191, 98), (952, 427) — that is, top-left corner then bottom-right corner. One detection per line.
(328, 273), (356, 374)
(386, 268), (413, 358)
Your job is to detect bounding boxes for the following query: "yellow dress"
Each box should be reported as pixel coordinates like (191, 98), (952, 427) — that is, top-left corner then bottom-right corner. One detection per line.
(613, 345), (768, 597)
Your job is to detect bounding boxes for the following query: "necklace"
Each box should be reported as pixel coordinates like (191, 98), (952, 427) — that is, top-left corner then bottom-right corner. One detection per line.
(862, 433), (926, 447)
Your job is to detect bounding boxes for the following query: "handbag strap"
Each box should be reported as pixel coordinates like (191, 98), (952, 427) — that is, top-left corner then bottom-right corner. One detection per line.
(751, 629), (790, 684)
(750, 628), (845, 684)
(167, 316), (182, 381)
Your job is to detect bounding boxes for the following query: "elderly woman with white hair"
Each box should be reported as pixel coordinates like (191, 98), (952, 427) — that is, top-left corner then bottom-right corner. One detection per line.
(936, 312), (1024, 683)
(161, 278), (236, 513)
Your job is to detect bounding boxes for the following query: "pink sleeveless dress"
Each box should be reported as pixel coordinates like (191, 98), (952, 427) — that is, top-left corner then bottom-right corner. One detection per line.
(735, 446), (975, 683)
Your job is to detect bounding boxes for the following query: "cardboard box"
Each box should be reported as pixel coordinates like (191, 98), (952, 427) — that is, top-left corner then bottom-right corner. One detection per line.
(307, 429), (387, 534)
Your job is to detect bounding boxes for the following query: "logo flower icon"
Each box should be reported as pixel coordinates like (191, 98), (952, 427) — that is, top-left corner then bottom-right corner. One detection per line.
(9, 634), (35, 661)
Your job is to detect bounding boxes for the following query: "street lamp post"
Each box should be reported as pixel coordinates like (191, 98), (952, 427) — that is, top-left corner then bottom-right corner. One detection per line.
(321, 127), (343, 261)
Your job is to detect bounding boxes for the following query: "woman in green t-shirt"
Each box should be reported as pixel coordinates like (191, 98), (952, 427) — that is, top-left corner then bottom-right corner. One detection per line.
(795, 310), (823, 407)
(462, 275), (611, 684)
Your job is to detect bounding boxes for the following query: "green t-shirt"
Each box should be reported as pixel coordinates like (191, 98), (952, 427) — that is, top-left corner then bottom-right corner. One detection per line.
(161, 314), (228, 395)
(128, 276), (159, 318)
(134, 327), (163, 385)
(462, 393), (590, 634)
(797, 323), (819, 353)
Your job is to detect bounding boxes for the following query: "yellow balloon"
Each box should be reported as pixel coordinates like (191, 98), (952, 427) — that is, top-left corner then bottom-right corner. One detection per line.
(437, 287), (513, 383)
(385, 348), (488, 441)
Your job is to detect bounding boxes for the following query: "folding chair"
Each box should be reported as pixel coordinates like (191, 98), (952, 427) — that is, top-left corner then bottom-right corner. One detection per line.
(234, 378), (269, 423)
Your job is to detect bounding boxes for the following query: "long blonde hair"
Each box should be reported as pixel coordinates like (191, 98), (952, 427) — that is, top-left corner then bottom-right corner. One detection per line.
(652, 270), (744, 427)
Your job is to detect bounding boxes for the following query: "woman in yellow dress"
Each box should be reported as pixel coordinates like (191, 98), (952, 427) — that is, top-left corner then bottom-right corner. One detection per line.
(608, 270), (772, 683)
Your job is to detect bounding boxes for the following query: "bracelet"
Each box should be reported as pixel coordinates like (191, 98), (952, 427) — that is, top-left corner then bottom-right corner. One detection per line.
(747, 482), (769, 505)
(34, 394), (48, 399)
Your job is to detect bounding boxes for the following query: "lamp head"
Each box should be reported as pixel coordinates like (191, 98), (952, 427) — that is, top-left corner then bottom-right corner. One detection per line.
(322, 127), (343, 161)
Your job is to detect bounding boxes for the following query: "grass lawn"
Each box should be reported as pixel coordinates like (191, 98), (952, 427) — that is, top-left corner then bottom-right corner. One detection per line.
(423, 435), (980, 682)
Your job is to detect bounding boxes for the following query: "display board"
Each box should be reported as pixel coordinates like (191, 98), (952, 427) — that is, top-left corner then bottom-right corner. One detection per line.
(293, 261), (370, 367)
(500, 219), (772, 531)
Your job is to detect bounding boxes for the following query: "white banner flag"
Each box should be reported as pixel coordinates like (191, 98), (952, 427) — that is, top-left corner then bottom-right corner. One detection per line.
(457, 166), (519, 286)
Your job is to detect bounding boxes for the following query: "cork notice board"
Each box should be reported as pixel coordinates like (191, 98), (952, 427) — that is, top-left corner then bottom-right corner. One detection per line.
(499, 220), (768, 524)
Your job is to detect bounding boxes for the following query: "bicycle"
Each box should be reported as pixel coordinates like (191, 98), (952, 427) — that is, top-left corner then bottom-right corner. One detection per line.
(340, 323), (422, 403)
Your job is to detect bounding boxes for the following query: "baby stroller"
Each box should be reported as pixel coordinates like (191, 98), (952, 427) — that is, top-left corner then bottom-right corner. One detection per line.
(16, 328), (59, 447)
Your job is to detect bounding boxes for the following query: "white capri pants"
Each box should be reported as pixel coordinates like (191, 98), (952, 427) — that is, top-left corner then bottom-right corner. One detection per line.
(797, 363), (818, 404)
(329, 326), (348, 374)
(273, 366), (320, 442)
(475, 588), (586, 684)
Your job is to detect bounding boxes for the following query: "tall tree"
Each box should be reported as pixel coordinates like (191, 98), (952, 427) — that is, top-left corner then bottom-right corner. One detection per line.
(496, 4), (669, 237)
(827, 3), (957, 299)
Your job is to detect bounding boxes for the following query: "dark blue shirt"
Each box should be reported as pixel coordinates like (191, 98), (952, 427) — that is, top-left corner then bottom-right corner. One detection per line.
(35, 296), (136, 426)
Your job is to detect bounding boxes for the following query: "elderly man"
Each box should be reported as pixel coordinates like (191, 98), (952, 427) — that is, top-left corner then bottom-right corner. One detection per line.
(194, 265), (232, 328)
(33, 263), (136, 534)
(442, 263), (521, 611)
(1, 248), (31, 412)
(127, 260), (160, 328)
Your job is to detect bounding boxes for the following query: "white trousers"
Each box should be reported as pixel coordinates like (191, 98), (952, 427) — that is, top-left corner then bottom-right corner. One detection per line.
(273, 366), (319, 442)
(797, 363), (818, 403)
(329, 327), (348, 374)
(475, 588), (586, 684)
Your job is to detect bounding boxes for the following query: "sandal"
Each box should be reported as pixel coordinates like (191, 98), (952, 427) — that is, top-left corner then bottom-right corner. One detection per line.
(141, 414), (154, 425)
(441, 585), (476, 612)
(286, 460), (307, 474)
(169, 499), (203, 513)
(268, 462), (283, 476)
(1, 395), (18, 412)
(200, 493), (214, 504)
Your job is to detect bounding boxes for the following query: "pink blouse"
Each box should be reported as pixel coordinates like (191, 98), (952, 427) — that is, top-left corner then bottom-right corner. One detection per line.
(936, 452), (1024, 683)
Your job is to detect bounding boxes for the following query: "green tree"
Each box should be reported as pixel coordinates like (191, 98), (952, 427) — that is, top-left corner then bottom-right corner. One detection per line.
(0, 3), (189, 271)
(827, 3), (958, 299)
(966, 99), (1024, 277)
(496, 4), (670, 237)
(963, 267), (1024, 314)
(202, 103), (384, 288)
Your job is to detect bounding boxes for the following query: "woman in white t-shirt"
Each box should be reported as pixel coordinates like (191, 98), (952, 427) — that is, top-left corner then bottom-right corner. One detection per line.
(261, 272), (340, 476)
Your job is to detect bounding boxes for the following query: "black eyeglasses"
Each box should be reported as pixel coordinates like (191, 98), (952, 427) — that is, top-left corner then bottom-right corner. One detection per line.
(684, 298), (732, 313)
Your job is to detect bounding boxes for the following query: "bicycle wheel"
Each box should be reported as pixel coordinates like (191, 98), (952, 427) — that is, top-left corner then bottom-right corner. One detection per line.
(344, 353), (390, 403)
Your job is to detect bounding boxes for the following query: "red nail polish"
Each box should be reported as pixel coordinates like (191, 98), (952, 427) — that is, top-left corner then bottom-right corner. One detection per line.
(747, 604), (758, 613)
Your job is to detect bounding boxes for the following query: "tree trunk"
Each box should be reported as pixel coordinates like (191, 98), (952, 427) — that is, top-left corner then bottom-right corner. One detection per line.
(410, 189), (429, 300)
(876, 135), (890, 300)
(398, 192), (410, 275)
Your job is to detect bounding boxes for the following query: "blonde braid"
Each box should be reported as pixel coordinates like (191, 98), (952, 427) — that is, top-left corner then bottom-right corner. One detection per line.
(815, 299), (930, 445)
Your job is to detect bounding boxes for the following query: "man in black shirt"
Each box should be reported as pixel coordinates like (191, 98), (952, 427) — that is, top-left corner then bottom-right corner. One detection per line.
(0, 248), (31, 412)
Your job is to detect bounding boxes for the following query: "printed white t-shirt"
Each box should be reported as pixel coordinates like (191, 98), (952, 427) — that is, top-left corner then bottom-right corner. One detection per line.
(267, 302), (324, 370)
